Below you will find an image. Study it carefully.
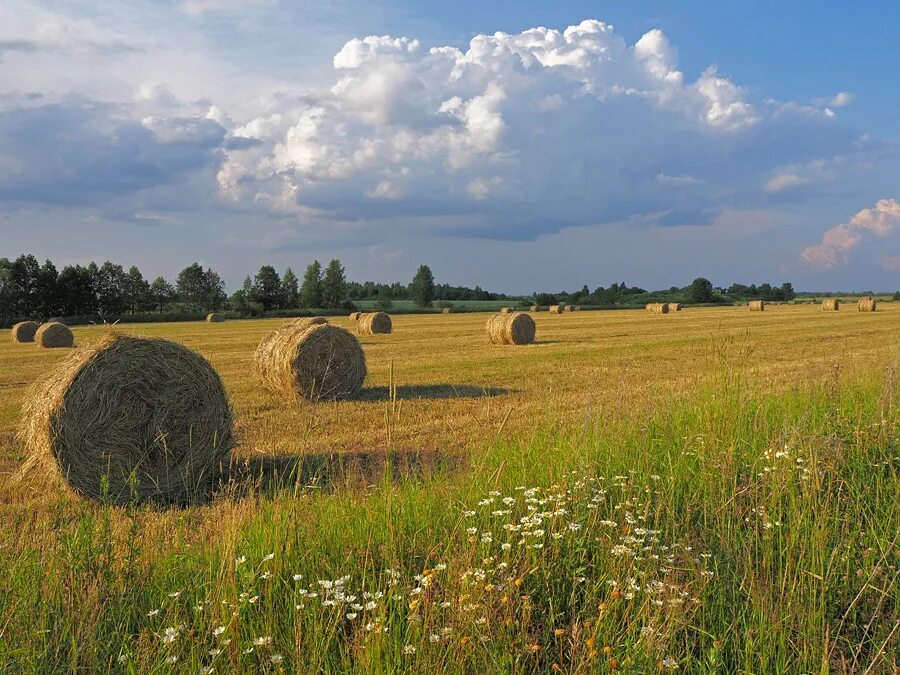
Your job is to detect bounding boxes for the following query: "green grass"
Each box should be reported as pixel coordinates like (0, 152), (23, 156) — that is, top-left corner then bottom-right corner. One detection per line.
(0, 363), (896, 673)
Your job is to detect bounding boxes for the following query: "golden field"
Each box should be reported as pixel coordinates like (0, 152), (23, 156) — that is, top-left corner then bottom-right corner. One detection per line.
(1, 304), (898, 474)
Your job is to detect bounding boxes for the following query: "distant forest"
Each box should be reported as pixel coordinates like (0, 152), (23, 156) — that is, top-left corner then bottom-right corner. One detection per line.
(0, 252), (894, 325)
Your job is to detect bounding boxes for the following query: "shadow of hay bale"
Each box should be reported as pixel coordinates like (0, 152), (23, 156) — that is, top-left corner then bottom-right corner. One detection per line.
(220, 448), (467, 498)
(356, 384), (512, 401)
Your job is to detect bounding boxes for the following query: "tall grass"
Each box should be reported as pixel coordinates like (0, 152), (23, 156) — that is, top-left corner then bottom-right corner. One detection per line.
(0, 364), (896, 673)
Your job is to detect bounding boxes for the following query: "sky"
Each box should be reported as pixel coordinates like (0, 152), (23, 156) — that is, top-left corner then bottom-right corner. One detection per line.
(1, 0), (899, 293)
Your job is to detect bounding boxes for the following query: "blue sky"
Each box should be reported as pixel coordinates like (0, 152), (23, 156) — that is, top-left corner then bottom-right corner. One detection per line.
(1, 0), (898, 292)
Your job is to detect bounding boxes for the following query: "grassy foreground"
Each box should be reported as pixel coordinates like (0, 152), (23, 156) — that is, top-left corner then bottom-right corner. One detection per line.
(0, 362), (897, 673)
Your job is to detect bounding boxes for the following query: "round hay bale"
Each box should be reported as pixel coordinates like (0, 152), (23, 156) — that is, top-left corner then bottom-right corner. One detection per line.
(669, 303), (682, 312)
(11, 321), (39, 343)
(549, 305), (561, 314)
(19, 333), (234, 506)
(500, 307), (511, 314)
(206, 313), (225, 323)
(486, 312), (536, 345)
(563, 304), (573, 312)
(291, 316), (328, 328)
(749, 300), (765, 312)
(35, 322), (74, 348)
(255, 323), (366, 401)
(822, 298), (840, 311)
(647, 303), (668, 314)
(858, 297), (877, 312)
(349, 311), (362, 321)
(529, 305), (538, 312)
(442, 307), (454, 314)
(357, 312), (392, 335)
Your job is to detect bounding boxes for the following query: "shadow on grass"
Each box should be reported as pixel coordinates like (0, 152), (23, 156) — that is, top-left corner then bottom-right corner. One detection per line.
(220, 448), (467, 498)
(357, 384), (511, 401)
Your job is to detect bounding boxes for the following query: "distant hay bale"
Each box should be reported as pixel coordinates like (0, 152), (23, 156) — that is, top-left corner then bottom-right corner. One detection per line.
(645, 303), (654, 311)
(822, 298), (840, 311)
(255, 322), (366, 401)
(564, 305), (573, 312)
(500, 307), (511, 314)
(11, 321), (39, 343)
(442, 307), (454, 314)
(529, 305), (538, 312)
(549, 305), (561, 314)
(357, 312), (392, 335)
(206, 313), (225, 323)
(669, 303), (682, 312)
(349, 311), (362, 321)
(749, 300), (765, 312)
(858, 297), (877, 312)
(35, 322), (74, 348)
(19, 333), (234, 506)
(650, 303), (669, 314)
(486, 312), (536, 345)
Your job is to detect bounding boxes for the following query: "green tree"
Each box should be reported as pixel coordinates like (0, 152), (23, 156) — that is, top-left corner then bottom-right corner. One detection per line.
(176, 263), (226, 311)
(35, 259), (60, 318)
(410, 264), (435, 307)
(375, 286), (393, 310)
(58, 265), (96, 315)
(150, 276), (177, 312)
(322, 259), (347, 307)
(251, 265), (283, 311)
(6, 254), (40, 316)
(300, 261), (323, 308)
(124, 266), (151, 313)
(282, 268), (300, 309)
(689, 277), (714, 304)
(94, 261), (128, 316)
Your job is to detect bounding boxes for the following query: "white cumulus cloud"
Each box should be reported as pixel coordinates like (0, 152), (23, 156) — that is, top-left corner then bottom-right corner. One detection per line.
(802, 199), (900, 267)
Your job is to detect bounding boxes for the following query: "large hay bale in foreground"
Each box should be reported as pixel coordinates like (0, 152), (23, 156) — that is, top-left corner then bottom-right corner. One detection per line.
(549, 305), (561, 314)
(486, 312), (536, 345)
(206, 313), (225, 323)
(858, 297), (877, 312)
(11, 321), (39, 343)
(19, 333), (234, 506)
(749, 300), (765, 312)
(35, 322), (74, 348)
(357, 312), (392, 335)
(822, 298), (840, 311)
(256, 323), (366, 401)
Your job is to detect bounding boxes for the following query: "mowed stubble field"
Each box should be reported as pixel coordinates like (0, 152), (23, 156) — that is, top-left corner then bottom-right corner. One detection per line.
(0, 304), (898, 673)
(1, 304), (897, 468)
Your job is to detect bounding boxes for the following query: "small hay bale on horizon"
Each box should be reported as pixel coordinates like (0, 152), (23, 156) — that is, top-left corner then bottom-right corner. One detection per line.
(11, 321), (39, 343)
(500, 307), (511, 314)
(858, 297), (877, 312)
(357, 311), (392, 335)
(669, 303), (682, 312)
(18, 333), (234, 506)
(486, 312), (536, 345)
(563, 304), (573, 312)
(206, 313), (225, 323)
(749, 300), (765, 312)
(256, 322), (366, 401)
(35, 322), (74, 348)
(648, 303), (669, 314)
(549, 305), (561, 314)
(822, 298), (840, 311)
(529, 305), (539, 312)
(442, 307), (454, 314)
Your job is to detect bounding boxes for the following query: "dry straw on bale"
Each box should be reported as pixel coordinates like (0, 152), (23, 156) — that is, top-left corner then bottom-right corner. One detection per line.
(749, 300), (765, 312)
(669, 303), (682, 312)
(35, 322), (74, 348)
(647, 303), (669, 314)
(19, 333), (234, 506)
(349, 311), (362, 321)
(291, 316), (328, 328)
(357, 312), (392, 335)
(11, 321), (39, 343)
(486, 312), (536, 345)
(858, 297), (877, 312)
(822, 298), (840, 311)
(549, 305), (561, 314)
(255, 322), (366, 401)
(206, 313), (225, 323)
